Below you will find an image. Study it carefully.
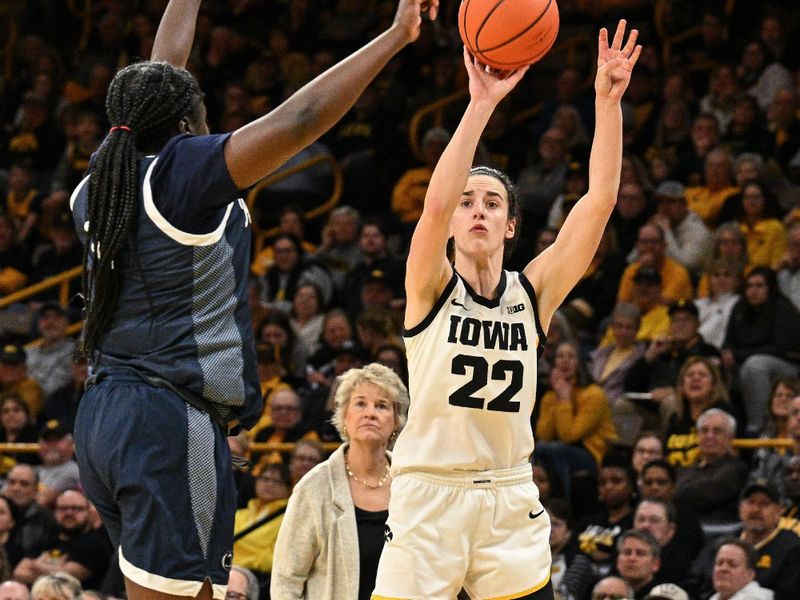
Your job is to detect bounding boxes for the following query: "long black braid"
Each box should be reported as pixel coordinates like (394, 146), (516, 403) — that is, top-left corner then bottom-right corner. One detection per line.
(80, 61), (201, 359)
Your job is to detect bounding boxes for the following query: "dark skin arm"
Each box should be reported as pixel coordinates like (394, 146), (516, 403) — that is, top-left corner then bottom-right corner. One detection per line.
(148, 0), (438, 190)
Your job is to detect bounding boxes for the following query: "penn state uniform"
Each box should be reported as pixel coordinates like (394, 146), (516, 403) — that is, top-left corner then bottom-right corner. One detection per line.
(373, 270), (552, 600)
(71, 133), (261, 599)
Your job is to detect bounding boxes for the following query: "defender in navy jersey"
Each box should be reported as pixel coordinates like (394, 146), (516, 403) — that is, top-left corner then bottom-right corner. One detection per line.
(70, 0), (438, 598)
(373, 22), (642, 600)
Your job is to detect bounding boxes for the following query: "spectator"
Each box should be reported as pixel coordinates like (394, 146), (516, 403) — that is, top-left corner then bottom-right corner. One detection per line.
(738, 40), (793, 111)
(29, 210), (82, 303)
(258, 310), (311, 385)
(710, 538), (773, 600)
(649, 181), (713, 276)
(35, 421), (80, 510)
(623, 300), (720, 436)
(776, 221), (800, 312)
(250, 205), (318, 279)
(589, 303), (647, 424)
(343, 219), (404, 318)
(38, 361), (87, 433)
(604, 267), (670, 345)
(535, 341), (618, 498)
(696, 259), (742, 350)
(784, 456), (800, 522)
(315, 206), (362, 292)
(0, 346), (44, 420)
(696, 225), (750, 298)
(734, 480), (800, 599)
(615, 529), (660, 599)
(390, 126), (450, 228)
(0, 581), (30, 600)
(3, 162), (43, 247)
(610, 182), (655, 258)
(0, 214), (31, 297)
(633, 499), (692, 586)
(735, 182), (787, 270)
(271, 363), (409, 600)
(288, 283), (326, 354)
(699, 65), (740, 139)
(0, 465), (56, 558)
(631, 432), (664, 478)
(674, 409), (749, 529)
(25, 302), (75, 398)
(257, 234), (333, 317)
(0, 495), (22, 567)
(723, 95), (771, 158)
(561, 227), (627, 342)
(685, 149), (739, 228)
(564, 456), (637, 600)
(0, 395), (40, 473)
(673, 113), (721, 187)
(14, 490), (112, 589)
(516, 127), (570, 226)
(232, 462), (291, 588)
(589, 576), (634, 600)
(766, 88), (800, 171)
(307, 308), (354, 371)
(644, 584), (689, 600)
(617, 224), (693, 305)
(249, 388), (320, 474)
(722, 267), (800, 435)
(29, 573), (82, 600)
(287, 439), (324, 487)
(533, 461), (565, 504)
(227, 565), (260, 600)
(547, 498), (577, 592)
(750, 377), (800, 498)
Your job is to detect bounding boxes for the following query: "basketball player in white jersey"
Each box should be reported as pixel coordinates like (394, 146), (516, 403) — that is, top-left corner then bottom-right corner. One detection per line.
(371, 21), (641, 600)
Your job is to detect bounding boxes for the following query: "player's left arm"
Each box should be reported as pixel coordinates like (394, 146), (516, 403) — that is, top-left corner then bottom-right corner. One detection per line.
(150, 0), (202, 68)
(524, 20), (641, 332)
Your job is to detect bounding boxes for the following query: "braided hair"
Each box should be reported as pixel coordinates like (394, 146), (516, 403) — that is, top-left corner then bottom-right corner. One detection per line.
(81, 61), (202, 359)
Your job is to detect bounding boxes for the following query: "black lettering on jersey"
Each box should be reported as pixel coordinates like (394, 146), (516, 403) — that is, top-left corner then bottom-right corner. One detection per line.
(460, 317), (481, 346)
(507, 303), (524, 314)
(449, 354), (523, 413)
(447, 315), (529, 351)
(482, 320), (510, 349)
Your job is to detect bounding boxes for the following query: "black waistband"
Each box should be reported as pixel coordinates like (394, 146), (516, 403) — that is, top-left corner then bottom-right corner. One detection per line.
(85, 367), (229, 432)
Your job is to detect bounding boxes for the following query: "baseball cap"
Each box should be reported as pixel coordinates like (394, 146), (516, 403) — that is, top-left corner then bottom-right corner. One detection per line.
(0, 344), (25, 365)
(740, 478), (781, 503)
(645, 583), (689, 600)
(655, 180), (686, 200)
(668, 299), (699, 318)
(39, 419), (70, 441)
(633, 266), (662, 286)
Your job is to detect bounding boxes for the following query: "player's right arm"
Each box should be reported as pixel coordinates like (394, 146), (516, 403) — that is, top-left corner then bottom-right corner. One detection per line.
(225, 0), (437, 190)
(405, 49), (527, 328)
(150, 0), (202, 68)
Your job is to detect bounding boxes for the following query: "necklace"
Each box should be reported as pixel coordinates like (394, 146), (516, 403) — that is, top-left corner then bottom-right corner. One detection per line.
(345, 460), (390, 489)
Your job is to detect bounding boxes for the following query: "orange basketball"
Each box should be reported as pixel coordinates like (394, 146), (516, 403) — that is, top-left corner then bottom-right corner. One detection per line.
(458, 0), (559, 71)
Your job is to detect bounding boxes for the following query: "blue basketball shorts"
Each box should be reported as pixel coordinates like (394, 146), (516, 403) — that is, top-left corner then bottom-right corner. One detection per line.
(74, 369), (235, 599)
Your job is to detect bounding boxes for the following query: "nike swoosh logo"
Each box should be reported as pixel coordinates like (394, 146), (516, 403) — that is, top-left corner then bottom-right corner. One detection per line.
(529, 510), (545, 519)
(451, 299), (468, 309)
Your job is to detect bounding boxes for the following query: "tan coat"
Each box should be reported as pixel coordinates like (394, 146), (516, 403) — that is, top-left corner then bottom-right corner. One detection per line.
(271, 443), (379, 600)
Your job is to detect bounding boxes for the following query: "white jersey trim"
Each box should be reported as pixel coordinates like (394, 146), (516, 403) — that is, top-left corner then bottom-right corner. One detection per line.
(69, 174), (90, 211)
(119, 546), (227, 599)
(142, 156), (233, 247)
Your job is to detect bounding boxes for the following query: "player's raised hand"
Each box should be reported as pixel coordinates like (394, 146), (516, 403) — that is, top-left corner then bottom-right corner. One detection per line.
(393, 0), (439, 43)
(595, 19), (641, 101)
(463, 47), (528, 106)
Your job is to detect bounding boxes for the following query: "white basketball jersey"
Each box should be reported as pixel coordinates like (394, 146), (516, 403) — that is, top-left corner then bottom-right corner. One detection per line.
(392, 270), (545, 474)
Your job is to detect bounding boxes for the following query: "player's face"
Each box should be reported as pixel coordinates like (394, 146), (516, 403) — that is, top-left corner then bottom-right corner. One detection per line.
(451, 174), (515, 259)
(713, 545), (754, 598)
(344, 382), (396, 447)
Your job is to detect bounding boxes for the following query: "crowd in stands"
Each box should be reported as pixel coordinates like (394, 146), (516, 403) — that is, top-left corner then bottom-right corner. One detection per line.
(0, 0), (799, 599)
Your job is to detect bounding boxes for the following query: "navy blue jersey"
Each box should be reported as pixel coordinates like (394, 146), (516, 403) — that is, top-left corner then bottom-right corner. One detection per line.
(71, 133), (261, 428)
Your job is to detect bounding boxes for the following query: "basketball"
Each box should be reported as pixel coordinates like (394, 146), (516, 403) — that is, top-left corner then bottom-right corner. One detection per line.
(458, 0), (560, 71)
